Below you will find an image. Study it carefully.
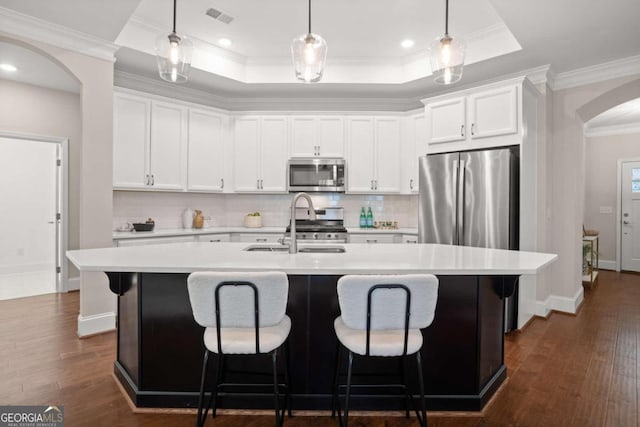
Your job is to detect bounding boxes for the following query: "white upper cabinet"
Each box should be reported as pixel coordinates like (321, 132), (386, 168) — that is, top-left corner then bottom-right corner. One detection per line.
(402, 113), (427, 194)
(346, 117), (401, 194)
(113, 93), (186, 190)
(187, 108), (225, 192)
(150, 101), (187, 190)
(113, 93), (149, 189)
(233, 116), (288, 193)
(425, 97), (466, 144)
(468, 85), (518, 140)
(423, 80), (522, 154)
(290, 116), (344, 157)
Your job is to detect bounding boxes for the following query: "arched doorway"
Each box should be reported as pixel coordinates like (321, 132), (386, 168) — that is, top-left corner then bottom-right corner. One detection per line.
(580, 79), (640, 273)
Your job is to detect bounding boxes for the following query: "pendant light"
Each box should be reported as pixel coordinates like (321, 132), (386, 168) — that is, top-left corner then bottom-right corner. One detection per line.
(429, 0), (465, 85)
(155, 0), (193, 83)
(291, 0), (328, 83)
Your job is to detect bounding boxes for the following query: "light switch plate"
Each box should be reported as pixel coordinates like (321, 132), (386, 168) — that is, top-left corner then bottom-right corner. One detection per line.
(599, 206), (613, 214)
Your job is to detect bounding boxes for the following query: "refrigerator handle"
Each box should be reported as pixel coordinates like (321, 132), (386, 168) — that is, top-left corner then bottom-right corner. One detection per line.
(457, 159), (466, 246)
(452, 160), (459, 244)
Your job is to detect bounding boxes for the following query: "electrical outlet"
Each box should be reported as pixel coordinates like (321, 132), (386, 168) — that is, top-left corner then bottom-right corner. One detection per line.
(599, 206), (613, 214)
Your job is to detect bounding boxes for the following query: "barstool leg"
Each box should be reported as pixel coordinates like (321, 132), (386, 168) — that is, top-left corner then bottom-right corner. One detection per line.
(272, 350), (282, 427)
(344, 351), (354, 427)
(400, 356), (410, 418)
(284, 340), (293, 418)
(197, 350), (210, 427)
(211, 353), (224, 418)
(331, 343), (342, 418)
(416, 351), (427, 427)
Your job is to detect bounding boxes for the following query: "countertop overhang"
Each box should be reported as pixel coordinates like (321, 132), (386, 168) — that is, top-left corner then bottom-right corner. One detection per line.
(66, 242), (557, 276)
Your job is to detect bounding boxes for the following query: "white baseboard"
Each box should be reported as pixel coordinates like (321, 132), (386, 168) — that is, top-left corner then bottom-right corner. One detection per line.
(598, 259), (617, 271)
(532, 296), (552, 318)
(67, 276), (80, 291)
(547, 287), (584, 314)
(77, 312), (116, 337)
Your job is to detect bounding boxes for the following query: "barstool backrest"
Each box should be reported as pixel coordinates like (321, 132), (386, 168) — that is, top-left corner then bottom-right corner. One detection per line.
(337, 274), (438, 330)
(188, 271), (288, 328)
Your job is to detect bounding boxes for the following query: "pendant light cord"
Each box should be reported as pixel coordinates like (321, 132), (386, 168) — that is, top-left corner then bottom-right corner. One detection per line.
(172, 0), (177, 34)
(308, 0), (312, 34)
(444, 0), (449, 36)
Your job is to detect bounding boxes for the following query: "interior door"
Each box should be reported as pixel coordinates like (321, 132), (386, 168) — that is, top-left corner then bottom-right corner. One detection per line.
(621, 161), (640, 271)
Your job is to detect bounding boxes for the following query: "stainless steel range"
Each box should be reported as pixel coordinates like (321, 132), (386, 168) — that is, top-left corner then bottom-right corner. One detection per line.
(284, 207), (348, 243)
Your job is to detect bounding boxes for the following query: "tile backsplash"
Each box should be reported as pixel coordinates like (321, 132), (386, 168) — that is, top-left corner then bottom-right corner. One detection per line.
(113, 191), (418, 230)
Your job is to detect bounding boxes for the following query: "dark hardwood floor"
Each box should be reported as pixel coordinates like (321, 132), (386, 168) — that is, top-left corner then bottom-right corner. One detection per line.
(0, 270), (637, 426)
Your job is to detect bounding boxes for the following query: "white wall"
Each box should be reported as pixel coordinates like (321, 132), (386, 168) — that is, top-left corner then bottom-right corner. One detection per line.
(547, 75), (639, 312)
(584, 131), (640, 263)
(0, 34), (116, 337)
(0, 79), (81, 277)
(113, 192), (418, 230)
(0, 138), (56, 274)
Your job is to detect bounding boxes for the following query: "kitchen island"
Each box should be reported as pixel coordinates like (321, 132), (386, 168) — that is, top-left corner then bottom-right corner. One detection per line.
(67, 242), (556, 412)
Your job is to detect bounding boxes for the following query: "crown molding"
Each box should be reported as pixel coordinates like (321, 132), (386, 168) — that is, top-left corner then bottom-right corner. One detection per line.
(584, 122), (640, 138)
(114, 70), (420, 112)
(551, 55), (640, 91)
(0, 6), (118, 62)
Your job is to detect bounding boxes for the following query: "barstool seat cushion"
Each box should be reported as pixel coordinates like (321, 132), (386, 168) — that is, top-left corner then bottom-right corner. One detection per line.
(334, 316), (423, 357)
(204, 315), (291, 354)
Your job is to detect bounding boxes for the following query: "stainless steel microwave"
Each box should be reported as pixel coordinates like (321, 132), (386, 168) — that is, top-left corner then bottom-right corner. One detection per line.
(287, 158), (346, 192)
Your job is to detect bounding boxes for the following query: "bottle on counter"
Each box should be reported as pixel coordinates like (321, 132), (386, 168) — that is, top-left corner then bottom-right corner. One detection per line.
(366, 207), (374, 228)
(359, 207), (366, 228)
(182, 208), (194, 229)
(193, 210), (204, 229)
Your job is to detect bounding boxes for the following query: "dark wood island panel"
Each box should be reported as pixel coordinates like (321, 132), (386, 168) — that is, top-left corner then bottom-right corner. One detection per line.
(107, 272), (516, 411)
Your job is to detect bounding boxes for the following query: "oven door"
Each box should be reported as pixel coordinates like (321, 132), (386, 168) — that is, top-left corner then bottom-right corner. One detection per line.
(288, 159), (345, 192)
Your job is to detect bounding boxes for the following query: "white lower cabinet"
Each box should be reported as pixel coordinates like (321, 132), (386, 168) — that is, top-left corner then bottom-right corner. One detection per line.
(348, 234), (398, 244)
(402, 234), (419, 244)
(115, 235), (195, 247)
(234, 233), (283, 243)
(196, 233), (231, 243)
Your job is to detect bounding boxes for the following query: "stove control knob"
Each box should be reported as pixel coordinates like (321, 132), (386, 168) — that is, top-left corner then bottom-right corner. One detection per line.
(313, 233), (319, 239)
(300, 234), (306, 239)
(327, 234), (332, 239)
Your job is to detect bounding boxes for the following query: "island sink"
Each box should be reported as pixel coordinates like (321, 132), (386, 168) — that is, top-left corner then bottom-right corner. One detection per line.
(243, 244), (346, 253)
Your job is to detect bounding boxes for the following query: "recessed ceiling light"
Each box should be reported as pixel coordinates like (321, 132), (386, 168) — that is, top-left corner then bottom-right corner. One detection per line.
(401, 39), (415, 49)
(218, 38), (232, 47)
(0, 63), (17, 72)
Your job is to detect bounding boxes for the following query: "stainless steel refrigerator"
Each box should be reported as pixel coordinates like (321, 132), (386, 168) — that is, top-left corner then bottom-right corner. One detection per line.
(418, 146), (520, 331)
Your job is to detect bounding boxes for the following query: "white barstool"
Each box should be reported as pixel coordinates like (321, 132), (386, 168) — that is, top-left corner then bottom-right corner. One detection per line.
(187, 271), (292, 427)
(331, 274), (439, 427)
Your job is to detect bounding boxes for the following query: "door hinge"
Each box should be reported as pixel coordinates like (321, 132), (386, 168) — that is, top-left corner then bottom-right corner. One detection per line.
(56, 266), (61, 273)
(56, 213), (61, 220)
(56, 159), (61, 166)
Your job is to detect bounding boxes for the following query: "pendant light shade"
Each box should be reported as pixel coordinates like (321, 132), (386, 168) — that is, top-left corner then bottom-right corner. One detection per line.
(429, 0), (465, 85)
(156, 0), (193, 83)
(291, 0), (327, 83)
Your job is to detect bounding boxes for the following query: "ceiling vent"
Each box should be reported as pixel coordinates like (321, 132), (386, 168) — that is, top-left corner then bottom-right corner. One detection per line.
(206, 7), (235, 24)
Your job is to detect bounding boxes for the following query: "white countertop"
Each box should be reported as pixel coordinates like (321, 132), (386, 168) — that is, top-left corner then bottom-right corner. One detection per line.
(67, 242), (556, 276)
(112, 227), (418, 240)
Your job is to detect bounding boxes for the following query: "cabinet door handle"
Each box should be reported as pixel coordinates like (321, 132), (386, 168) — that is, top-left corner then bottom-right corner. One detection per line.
(366, 239), (378, 244)
(256, 238), (267, 242)
(150, 174), (155, 186)
(260, 179), (264, 189)
(370, 180), (374, 190)
(210, 239), (221, 242)
(471, 123), (475, 136)
(374, 180), (378, 190)
(461, 124), (465, 137)
(407, 240), (417, 244)
(220, 178), (224, 189)
(257, 179), (260, 190)
(410, 179), (414, 190)
(145, 174), (149, 185)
